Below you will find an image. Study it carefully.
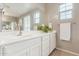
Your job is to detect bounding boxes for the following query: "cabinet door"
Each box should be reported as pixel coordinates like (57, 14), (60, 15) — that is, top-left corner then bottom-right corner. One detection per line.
(42, 35), (49, 56)
(29, 44), (41, 56)
(29, 38), (41, 56)
(49, 33), (56, 53)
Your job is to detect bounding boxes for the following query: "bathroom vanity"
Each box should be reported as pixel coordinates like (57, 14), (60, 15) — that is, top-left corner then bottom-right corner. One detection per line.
(0, 31), (56, 56)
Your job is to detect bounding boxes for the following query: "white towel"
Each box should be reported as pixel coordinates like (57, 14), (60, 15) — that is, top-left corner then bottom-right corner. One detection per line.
(60, 23), (71, 41)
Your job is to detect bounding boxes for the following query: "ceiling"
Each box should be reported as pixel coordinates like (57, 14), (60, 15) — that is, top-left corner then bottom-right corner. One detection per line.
(0, 3), (45, 17)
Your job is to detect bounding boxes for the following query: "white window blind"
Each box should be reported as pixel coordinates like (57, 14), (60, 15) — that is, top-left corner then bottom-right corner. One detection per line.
(59, 3), (73, 20)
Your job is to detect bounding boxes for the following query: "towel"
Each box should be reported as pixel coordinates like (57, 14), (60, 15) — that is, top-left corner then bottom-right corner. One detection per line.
(60, 23), (71, 41)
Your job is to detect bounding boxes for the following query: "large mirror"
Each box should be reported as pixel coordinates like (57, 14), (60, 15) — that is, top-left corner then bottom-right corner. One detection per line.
(0, 3), (42, 33)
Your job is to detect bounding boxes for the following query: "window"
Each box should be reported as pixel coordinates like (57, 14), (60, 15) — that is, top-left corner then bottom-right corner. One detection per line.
(33, 11), (40, 23)
(59, 3), (72, 20)
(23, 15), (30, 31)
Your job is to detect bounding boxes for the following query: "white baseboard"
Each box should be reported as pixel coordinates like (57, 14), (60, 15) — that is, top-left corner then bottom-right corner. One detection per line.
(56, 48), (79, 56)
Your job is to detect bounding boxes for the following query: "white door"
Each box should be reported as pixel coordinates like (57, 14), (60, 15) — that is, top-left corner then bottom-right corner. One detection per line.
(42, 35), (49, 56)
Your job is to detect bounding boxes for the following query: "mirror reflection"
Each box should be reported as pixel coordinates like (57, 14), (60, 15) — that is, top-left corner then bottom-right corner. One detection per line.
(2, 16), (18, 32)
(0, 3), (43, 34)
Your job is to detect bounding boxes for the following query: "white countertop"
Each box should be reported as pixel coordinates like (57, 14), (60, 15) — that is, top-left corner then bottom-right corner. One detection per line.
(0, 31), (56, 46)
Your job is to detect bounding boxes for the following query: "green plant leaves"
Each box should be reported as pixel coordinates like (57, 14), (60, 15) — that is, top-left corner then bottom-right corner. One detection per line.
(37, 24), (52, 33)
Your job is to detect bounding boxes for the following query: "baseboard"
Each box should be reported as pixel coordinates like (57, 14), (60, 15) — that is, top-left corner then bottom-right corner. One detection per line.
(56, 48), (79, 56)
(49, 48), (56, 56)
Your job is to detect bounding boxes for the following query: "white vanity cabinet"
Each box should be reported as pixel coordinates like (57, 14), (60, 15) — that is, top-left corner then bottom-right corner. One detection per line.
(42, 35), (50, 56)
(41, 32), (56, 56)
(2, 41), (29, 56)
(1, 38), (41, 56)
(0, 31), (56, 56)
